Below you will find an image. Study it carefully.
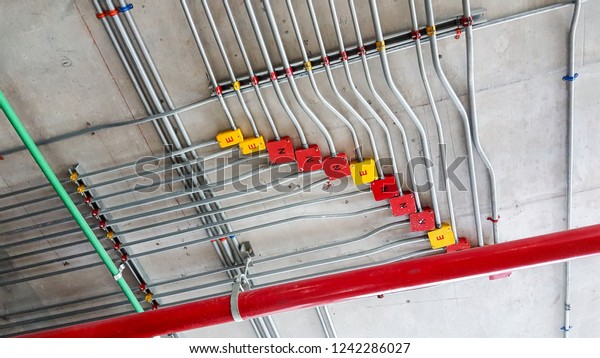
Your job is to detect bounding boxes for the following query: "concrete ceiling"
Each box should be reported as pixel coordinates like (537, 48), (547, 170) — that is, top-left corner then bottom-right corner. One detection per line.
(1, 0), (599, 338)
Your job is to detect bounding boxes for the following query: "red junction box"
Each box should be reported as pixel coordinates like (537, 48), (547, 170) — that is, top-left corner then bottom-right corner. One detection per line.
(371, 176), (400, 201)
(389, 193), (417, 217)
(409, 207), (435, 232)
(323, 153), (351, 180)
(446, 237), (471, 253)
(267, 137), (296, 164)
(295, 144), (323, 172)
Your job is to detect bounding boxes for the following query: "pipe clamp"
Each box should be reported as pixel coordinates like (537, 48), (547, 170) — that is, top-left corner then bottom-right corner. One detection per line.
(113, 263), (126, 281)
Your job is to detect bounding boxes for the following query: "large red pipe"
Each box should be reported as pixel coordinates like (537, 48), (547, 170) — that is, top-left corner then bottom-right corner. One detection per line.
(21, 224), (600, 338)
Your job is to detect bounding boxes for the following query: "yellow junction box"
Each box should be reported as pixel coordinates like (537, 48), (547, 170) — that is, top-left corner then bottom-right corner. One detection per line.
(216, 128), (244, 148)
(350, 158), (378, 186)
(427, 222), (456, 249)
(239, 136), (266, 155)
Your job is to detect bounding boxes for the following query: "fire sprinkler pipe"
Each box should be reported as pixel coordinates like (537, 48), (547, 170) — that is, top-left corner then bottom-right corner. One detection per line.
(261, 0), (338, 157)
(0, 91), (144, 314)
(222, 0), (279, 141)
(346, 0), (418, 201)
(422, 0), (483, 244)
(242, 0), (308, 149)
(407, 0), (457, 238)
(21, 224), (600, 338)
(462, 0), (500, 244)
(285, 0), (363, 161)
(564, 0), (583, 339)
(369, 0), (440, 227)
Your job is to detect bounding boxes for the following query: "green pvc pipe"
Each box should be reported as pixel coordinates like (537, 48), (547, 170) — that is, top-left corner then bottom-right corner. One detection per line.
(0, 91), (144, 313)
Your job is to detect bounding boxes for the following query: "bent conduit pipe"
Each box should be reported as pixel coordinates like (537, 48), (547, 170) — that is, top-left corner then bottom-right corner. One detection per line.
(346, 0), (417, 201)
(369, 0), (440, 227)
(422, 0), (483, 243)
(0, 200), (392, 287)
(200, 0), (261, 138)
(21, 224), (600, 338)
(564, 0), (583, 339)
(0, 91), (144, 313)
(305, 0), (379, 169)
(462, 0), (500, 244)
(261, 0), (338, 156)
(285, 0), (363, 161)
(180, 0), (253, 137)
(327, 0), (389, 179)
(6, 226), (422, 336)
(242, 0), (308, 148)
(222, 0), (279, 141)
(177, 0), (236, 130)
(1, 3), (569, 158)
(407, 0), (457, 238)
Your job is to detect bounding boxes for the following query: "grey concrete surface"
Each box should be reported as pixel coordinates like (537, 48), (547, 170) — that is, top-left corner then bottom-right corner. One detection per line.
(0, 0), (599, 337)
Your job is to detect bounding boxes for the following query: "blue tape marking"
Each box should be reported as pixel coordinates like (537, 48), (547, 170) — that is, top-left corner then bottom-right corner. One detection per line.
(118, 3), (134, 12)
(562, 73), (579, 81)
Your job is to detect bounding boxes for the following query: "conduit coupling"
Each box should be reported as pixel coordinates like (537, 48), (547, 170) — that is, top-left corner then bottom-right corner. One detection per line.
(230, 256), (252, 322)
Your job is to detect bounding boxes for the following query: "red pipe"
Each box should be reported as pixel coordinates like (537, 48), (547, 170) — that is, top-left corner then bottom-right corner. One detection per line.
(21, 224), (600, 338)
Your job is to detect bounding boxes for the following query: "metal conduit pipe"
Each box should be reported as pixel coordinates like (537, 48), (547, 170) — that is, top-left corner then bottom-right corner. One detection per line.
(0, 91), (143, 313)
(369, 0), (440, 227)
(422, 0), (483, 243)
(0, 166), (304, 251)
(100, 0), (228, 239)
(305, 0), (379, 168)
(3, 192), (374, 275)
(211, 237), (267, 338)
(222, 0), (279, 140)
(346, 0), (418, 201)
(285, 0), (362, 161)
(2, 189), (372, 277)
(179, 0), (249, 137)
(0, 154), (259, 235)
(113, 0), (237, 243)
(7, 238), (426, 337)
(327, 0), (390, 179)
(150, 238), (426, 308)
(407, 0), (457, 238)
(92, 0), (170, 146)
(24, 223), (600, 338)
(109, 179), (328, 237)
(0, 200), (387, 283)
(322, 305), (338, 338)
(564, 0), (583, 339)
(146, 220), (411, 291)
(3, 219), (410, 328)
(462, 0), (500, 244)
(0, 178), (71, 201)
(2, 4), (571, 158)
(260, 0), (337, 156)
(199, 0), (261, 138)
(3, 218), (410, 338)
(0, 166), (267, 250)
(176, 1), (235, 130)
(315, 307), (331, 338)
(239, 0), (308, 148)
